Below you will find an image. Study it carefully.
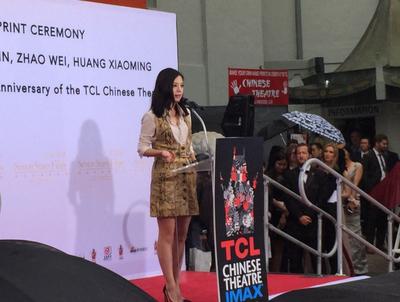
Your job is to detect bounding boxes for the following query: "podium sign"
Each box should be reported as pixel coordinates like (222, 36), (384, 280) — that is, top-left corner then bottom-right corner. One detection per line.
(214, 137), (268, 302)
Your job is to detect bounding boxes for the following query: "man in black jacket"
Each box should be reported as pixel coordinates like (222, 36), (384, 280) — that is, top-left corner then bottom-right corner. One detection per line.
(361, 134), (396, 250)
(384, 149), (399, 173)
(351, 137), (370, 163)
(283, 143), (336, 273)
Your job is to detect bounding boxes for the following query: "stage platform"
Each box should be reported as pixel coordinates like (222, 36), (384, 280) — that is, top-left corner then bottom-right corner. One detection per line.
(131, 271), (367, 301)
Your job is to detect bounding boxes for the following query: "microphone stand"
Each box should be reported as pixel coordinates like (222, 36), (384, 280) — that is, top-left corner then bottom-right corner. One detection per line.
(186, 104), (217, 276)
(188, 106), (212, 158)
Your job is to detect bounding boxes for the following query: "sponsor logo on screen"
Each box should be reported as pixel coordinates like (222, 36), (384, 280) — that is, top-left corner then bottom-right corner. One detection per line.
(13, 157), (67, 181)
(104, 246), (112, 261)
(91, 248), (97, 263)
(130, 245), (148, 253)
(119, 244), (124, 260)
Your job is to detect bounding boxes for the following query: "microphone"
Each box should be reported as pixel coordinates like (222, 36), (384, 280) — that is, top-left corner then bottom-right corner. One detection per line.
(182, 97), (204, 110)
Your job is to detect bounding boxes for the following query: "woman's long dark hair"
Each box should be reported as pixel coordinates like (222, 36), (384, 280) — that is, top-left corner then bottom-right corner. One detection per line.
(267, 150), (287, 180)
(150, 68), (189, 117)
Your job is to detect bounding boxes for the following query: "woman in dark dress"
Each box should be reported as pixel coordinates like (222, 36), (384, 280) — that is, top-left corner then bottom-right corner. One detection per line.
(266, 151), (289, 272)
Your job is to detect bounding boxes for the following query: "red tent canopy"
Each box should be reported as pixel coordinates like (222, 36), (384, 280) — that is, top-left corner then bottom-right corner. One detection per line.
(370, 162), (400, 209)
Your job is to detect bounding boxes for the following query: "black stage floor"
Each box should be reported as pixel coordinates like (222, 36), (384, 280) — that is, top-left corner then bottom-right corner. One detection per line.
(271, 270), (400, 302)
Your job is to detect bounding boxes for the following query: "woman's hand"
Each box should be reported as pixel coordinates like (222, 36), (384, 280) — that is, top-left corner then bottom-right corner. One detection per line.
(347, 196), (360, 210)
(276, 200), (287, 212)
(161, 150), (175, 162)
(273, 199), (287, 212)
(278, 214), (287, 229)
(299, 215), (312, 226)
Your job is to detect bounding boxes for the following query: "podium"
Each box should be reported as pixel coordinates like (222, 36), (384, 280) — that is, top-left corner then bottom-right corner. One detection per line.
(172, 137), (269, 302)
(174, 105), (268, 301)
(171, 157), (213, 175)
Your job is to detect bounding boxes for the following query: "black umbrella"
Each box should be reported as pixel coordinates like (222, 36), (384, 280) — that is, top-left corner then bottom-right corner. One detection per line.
(0, 276), (35, 302)
(0, 240), (156, 302)
(257, 117), (296, 141)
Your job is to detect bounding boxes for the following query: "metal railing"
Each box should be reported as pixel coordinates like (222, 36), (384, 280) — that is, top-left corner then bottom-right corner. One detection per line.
(264, 174), (338, 275)
(265, 158), (400, 275)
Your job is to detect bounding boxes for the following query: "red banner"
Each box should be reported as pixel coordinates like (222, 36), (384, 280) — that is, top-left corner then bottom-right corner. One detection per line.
(84, 0), (147, 9)
(228, 68), (288, 105)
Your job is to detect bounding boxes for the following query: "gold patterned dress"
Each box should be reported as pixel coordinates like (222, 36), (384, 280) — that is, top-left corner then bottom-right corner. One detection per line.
(138, 109), (199, 217)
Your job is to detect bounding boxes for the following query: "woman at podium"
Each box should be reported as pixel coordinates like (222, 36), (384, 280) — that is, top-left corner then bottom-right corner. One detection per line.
(138, 68), (199, 302)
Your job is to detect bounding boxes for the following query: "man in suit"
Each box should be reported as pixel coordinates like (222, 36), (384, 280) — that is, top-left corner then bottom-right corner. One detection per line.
(352, 137), (370, 163)
(283, 143), (336, 273)
(361, 134), (391, 251)
(384, 149), (399, 173)
(349, 129), (361, 161)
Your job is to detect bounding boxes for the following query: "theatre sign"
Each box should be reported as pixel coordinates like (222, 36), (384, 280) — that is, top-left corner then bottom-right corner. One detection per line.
(325, 104), (380, 118)
(228, 67), (288, 105)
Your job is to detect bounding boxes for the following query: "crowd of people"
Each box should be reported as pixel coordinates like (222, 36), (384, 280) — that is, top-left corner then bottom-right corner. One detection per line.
(266, 131), (399, 275)
(185, 130), (400, 276)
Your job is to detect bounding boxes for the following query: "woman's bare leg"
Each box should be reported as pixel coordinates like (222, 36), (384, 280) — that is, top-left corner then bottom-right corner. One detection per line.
(157, 217), (179, 301)
(172, 215), (192, 301)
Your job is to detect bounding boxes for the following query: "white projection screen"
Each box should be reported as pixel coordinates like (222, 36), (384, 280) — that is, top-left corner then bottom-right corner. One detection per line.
(0, 0), (178, 278)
